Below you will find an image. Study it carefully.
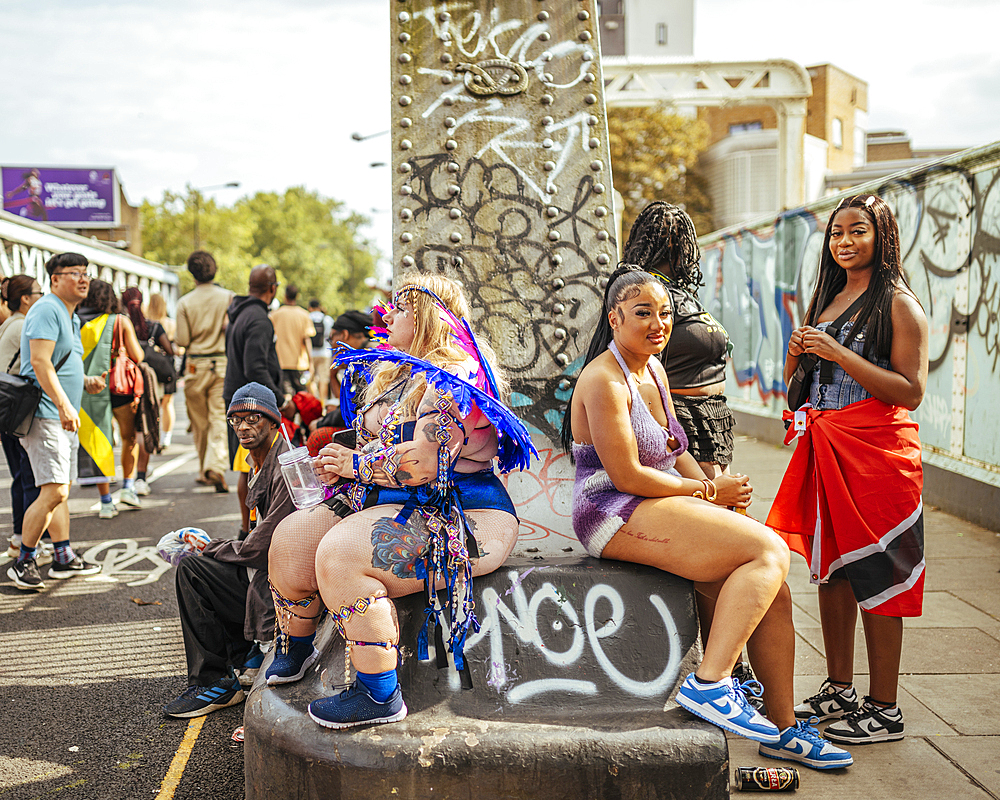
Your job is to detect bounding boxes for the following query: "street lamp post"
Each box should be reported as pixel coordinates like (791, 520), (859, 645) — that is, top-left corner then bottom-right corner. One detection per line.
(192, 181), (240, 250)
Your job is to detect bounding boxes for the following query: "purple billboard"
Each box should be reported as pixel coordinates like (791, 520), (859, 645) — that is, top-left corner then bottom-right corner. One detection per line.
(2, 166), (119, 228)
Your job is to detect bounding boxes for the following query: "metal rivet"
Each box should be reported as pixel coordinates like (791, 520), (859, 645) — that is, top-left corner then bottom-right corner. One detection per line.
(537, 10), (549, 20)
(551, 254), (563, 266)
(594, 183), (605, 193)
(402, 256), (415, 267)
(443, 96), (455, 105)
(400, 208), (413, 221)
(599, 277), (609, 289)
(585, 93), (597, 104)
(399, 163), (411, 173)
(441, 53), (453, 63)
(543, 161), (556, 172)
(449, 208), (461, 219)
(541, 94), (553, 105)
(540, 31), (550, 41)
(583, 73), (595, 83)
(546, 183), (558, 194)
(595, 206), (608, 217)
(542, 138), (554, 149)
(555, 353), (570, 366)
(400, 185), (412, 196)
(547, 206), (559, 217)
(400, 232), (413, 243)
(541, 116), (553, 126)
(554, 328), (567, 340)
(553, 303), (566, 314)
(442, 75), (453, 85)
(590, 160), (603, 171)
(579, 31), (592, 41)
(450, 232), (462, 243)
(400, 75), (412, 85)
(589, 138), (600, 149)
(452, 255), (463, 267)
(398, 32), (410, 43)
(552, 277), (565, 289)
(448, 184), (460, 196)
(447, 162), (460, 173)
(597, 230), (609, 241)
(398, 53), (412, 64)
(597, 254), (610, 265)
(542, 52), (553, 62)
(397, 11), (410, 22)
(548, 231), (561, 241)
(400, 139), (412, 150)
(587, 115), (599, 126)
(558, 378), (571, 391)
(399, 95), (412, 106)
(400, 117), (412, 128)
(445, 139), (457, 150)
(543, 73), (554, 82)
(439, 11), (450, 21)
(582, 51), (594, 62)
(444, 117), (456, 128)
(578, 10), (590, 19)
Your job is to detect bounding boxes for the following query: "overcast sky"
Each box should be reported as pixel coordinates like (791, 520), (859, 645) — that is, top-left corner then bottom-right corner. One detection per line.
(2, 0), (997, 268)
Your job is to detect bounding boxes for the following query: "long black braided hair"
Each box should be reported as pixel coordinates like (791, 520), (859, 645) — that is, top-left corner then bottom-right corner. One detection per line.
(805, 193), (916, 361)
(559, 265), (666, 454)
(621, 201), (704, 295)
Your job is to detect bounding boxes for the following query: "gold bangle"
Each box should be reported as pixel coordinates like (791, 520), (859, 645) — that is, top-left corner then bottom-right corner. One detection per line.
(703, 479), (718, 503)
(692, 484), (705, 500)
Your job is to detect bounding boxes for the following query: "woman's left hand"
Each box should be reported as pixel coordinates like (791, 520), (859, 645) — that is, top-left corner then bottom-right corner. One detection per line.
(317, 442), (358, 482)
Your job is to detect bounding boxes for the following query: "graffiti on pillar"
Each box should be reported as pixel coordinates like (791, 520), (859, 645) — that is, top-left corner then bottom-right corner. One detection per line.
(392, 1), (618, 445)
(698, 147), (1000, 469)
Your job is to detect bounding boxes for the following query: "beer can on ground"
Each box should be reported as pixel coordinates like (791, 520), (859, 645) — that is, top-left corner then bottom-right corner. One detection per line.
(734, 766), (799, 791)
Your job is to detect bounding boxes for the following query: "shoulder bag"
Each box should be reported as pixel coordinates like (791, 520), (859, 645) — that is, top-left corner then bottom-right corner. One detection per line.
(786, 293), (868, 411)
(0, 348), (72, 438)
(110, 315), (145, 398)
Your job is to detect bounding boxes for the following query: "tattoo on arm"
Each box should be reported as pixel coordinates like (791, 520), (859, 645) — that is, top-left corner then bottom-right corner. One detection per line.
(421, 421), (438, 443)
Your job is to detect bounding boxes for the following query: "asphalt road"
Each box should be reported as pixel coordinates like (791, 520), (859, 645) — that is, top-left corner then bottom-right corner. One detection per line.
(0, 397), (248, 800)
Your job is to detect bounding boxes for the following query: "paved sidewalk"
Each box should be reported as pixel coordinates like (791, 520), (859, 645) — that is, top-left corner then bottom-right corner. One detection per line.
(728, 435), (1000, 799)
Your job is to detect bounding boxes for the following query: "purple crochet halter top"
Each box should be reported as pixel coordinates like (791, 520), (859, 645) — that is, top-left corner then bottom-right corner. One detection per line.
(571, 341), (688, 557)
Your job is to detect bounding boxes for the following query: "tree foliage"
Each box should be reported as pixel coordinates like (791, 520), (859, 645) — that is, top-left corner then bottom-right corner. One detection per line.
(140, 186), (378, 314)
(607, 106), (713, 238)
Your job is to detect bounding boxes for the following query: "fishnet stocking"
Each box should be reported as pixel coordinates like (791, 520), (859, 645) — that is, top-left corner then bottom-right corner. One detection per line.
(316, 504), (518, 674)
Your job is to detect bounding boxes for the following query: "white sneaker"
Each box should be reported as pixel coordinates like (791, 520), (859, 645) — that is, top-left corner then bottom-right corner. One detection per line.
(119, 488), (142, 508)
(134, 479), (151, 496)
(6, 537), (53, 565)
(99, 502), (119, 519)
(5, 537), (18, 560)
(161, 431), (173, 448)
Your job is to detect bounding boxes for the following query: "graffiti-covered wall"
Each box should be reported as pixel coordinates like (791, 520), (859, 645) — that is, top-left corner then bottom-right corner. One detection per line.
(698, 142), (1000, 491)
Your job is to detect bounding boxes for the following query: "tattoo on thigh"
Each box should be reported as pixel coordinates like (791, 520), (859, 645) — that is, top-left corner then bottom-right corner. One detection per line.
(626, 528), (672, 545)
(466, 516), (489, 560)
(421, 421), (437, 444)
(371, 516), (429, 579)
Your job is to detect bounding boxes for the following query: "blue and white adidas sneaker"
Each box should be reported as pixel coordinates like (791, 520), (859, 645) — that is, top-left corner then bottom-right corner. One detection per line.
(759, 718), (854, 769)
(675, 672), (781, 744)
(163, 672), (245, 718)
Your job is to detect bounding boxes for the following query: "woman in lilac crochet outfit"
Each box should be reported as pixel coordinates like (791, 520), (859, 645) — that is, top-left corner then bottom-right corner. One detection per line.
(558, 268), (853, 770)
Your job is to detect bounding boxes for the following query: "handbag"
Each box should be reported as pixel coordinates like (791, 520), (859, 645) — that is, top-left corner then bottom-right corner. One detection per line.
(110, 315), (145, 398)
(0, 349), (72, 438)
(786, 293), (868, 411)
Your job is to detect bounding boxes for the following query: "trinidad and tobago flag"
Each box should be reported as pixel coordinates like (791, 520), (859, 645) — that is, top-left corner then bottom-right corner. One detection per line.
(768, 397), (924, 617)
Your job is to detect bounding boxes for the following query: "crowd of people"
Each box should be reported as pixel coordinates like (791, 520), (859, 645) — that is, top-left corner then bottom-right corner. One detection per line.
(2, 192), (928, 773)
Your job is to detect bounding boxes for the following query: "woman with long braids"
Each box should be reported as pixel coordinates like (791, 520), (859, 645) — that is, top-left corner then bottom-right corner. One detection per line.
(561, 266), (853, 770)
(769, 194), (928, 745)
(265, 272), (534, 729)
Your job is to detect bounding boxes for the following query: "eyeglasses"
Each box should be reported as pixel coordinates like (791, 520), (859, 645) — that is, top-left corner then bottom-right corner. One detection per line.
(28, 290), (44, 296)
(54, 271), (91, 280)
(227, 412), (264, 428)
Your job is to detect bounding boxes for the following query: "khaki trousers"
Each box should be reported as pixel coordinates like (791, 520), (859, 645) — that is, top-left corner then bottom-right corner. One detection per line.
(184, 356), (228, 477)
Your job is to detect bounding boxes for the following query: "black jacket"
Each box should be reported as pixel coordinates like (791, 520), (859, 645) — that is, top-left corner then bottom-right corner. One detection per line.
(223, 295), (284, 406)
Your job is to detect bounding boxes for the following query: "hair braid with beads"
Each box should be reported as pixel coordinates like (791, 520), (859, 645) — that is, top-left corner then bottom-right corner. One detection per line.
(621, 201), (704, 295)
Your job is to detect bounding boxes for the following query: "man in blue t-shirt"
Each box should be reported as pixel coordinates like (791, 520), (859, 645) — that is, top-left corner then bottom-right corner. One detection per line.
(7, 253), (106, 591)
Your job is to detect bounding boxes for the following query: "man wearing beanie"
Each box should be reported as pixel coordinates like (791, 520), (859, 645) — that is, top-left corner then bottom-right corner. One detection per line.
(163, 383), (295, 718)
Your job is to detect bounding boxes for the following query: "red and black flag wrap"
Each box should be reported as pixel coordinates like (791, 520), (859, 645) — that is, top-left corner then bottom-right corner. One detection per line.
(767, 397), (925, 617)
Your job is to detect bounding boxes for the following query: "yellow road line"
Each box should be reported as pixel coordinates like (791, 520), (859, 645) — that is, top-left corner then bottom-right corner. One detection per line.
(156, 716), (206, 800)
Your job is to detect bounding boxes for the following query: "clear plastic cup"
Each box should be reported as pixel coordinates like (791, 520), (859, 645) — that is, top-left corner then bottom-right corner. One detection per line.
(278, 446), (325, 509)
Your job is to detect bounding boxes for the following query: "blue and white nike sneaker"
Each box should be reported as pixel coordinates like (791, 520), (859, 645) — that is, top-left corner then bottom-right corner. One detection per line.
(759, 718), (854, 769)
(675, 672), (781, 744)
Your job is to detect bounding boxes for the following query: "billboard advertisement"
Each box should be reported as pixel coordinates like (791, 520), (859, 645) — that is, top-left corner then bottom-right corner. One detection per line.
(2, 166), (120, 228)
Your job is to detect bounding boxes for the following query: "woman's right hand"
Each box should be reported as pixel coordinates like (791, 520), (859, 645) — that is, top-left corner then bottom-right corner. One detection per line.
(711, 473), (753, 508)
(787, 326), (812, 357)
